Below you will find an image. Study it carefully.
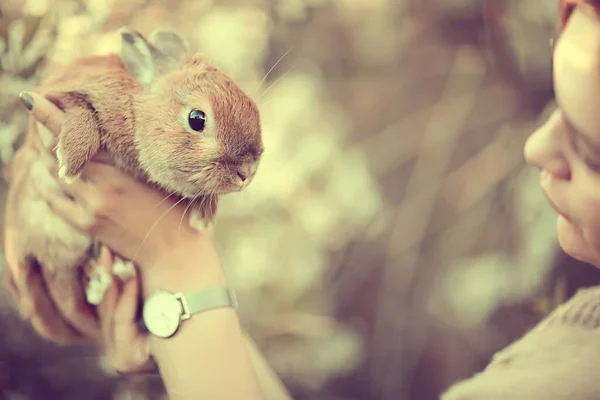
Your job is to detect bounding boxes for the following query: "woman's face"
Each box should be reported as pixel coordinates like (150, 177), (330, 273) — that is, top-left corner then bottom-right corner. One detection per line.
(525, 5), (600, 266)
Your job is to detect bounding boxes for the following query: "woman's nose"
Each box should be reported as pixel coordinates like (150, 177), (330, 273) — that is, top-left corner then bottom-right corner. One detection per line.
(524, 113), (571, 180)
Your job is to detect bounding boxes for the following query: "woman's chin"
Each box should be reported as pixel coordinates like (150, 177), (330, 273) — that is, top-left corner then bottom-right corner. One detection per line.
(556, 215), (598, 266)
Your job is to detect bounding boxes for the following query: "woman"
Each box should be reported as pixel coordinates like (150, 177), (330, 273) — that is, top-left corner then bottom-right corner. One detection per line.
(4, 93), (292, 398)
(442, 1), (600, 399)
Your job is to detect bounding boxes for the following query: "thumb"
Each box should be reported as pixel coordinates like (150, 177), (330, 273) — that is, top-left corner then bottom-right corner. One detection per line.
(113, 277), (156, 374)
(113, 273), (141, 326)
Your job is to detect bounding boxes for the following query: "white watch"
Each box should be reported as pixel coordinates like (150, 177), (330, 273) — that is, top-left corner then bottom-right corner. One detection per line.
(142, 287), (238, 338)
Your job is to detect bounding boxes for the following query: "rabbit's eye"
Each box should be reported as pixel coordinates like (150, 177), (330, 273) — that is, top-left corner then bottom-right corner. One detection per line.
(188, 109), (206, 132)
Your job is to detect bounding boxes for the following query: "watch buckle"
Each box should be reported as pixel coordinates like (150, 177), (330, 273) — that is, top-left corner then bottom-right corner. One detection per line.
(175, 293), (191, 320)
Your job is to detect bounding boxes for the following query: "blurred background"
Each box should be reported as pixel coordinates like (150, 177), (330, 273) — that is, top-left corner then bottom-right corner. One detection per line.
(1, 0), (598, 399)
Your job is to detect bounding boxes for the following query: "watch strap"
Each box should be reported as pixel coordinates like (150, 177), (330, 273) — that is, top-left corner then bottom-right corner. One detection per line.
(178, 287), (238, 320)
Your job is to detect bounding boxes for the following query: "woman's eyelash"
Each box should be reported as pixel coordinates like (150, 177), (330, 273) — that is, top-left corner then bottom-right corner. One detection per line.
(583, 151), (600, 171)
(563, 120), (600, 171)
(559, 110), (600, 173)
(589, 163), (600, 172)
(572, 137), (600, 172)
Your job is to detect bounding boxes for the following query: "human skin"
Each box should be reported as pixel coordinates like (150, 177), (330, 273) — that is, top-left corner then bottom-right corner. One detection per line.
(6, 91), (291, 399)
(438, 3), (600, 399)
(525, 4), (600, 268)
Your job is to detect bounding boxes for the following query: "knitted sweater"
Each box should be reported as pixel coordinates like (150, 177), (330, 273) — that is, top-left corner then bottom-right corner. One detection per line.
(441, 286), (600, 400)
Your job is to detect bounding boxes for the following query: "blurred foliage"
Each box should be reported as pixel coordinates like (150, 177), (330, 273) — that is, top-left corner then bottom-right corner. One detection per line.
(0, 0), (596, 399)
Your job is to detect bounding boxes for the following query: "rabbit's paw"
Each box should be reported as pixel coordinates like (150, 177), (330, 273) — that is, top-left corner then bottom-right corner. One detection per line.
(85, 262), (113, 305)
(113, 258), (137, 281)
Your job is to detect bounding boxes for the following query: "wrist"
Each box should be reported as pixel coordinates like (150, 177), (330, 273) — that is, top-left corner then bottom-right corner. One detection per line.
(140, 234), (227, 298)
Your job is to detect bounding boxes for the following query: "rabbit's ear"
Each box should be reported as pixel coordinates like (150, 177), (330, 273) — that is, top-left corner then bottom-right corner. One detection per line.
(150, 30), (188, 61)
(119, 28), (161, 86)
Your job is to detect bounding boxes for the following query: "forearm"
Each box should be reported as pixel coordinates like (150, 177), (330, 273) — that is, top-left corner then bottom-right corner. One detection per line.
(140, 238), (265, 400)
(244, 332), (292, 400)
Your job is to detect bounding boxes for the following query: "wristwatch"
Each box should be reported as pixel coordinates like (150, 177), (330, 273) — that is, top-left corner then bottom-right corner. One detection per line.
(142, 287), (238, 338)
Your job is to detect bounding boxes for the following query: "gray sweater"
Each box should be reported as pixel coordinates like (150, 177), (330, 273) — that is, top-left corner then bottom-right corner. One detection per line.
(442, 286), (600, 399)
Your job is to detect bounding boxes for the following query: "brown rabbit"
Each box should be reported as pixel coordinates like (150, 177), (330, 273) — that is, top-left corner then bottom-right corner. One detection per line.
(6, 28), (263, 304)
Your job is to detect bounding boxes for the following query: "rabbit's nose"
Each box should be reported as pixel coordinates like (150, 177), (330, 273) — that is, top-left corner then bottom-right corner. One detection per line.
(236, 171), (247, 182)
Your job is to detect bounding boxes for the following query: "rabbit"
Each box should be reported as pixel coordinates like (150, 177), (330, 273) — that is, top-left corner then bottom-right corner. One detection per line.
(5, 28), (263, 305)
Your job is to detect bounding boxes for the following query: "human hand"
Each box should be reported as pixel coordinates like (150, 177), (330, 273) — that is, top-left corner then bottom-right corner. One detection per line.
(21, 91), (207, 270)
(3, 139), (100, 345)
(90, 245), (155, 375)
(4, 246), (156, 374)
(5, 174), (153, 374)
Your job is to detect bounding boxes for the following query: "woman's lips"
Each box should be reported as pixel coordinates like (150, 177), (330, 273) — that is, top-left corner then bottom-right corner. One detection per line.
(542, 190), (573, 223)
(540, 170), (572, 223)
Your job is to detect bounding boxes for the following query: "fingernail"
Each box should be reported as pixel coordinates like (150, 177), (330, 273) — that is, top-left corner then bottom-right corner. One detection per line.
(19, 91), (33, 111)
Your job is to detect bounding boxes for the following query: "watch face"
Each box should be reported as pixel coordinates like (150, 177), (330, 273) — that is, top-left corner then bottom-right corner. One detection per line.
(143, 290), (182, 338)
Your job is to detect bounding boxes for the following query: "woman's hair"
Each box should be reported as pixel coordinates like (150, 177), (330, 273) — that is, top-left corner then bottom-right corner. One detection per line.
(561, 0), (600, 28)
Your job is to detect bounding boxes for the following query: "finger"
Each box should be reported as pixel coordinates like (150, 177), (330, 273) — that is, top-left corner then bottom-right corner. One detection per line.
(109, 337), (156, 375)
(48, 160), (88, 196)
(94, 247), (121, 341)
(18, 260), (83, 344)
(39, 130), (58, 156)
(48, 162), (99, 210)
(40, 266), (101, 340)
(116, 278), (151, 366)
(32, 119), (59, 157)
(81, 161), (124, 184)
(3, 266), (20, 300)
(9, 144), (38, 175)
(129, 338), (155, 374)
(113, 272), (140, 327)
(112, 335), (155, 374)
(112, 276), (142, 349)
(45, 191), (95, 233)
(20, 91), (65, 137)
(29, 156), (70, 201)
(110, 270), (155, 374)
